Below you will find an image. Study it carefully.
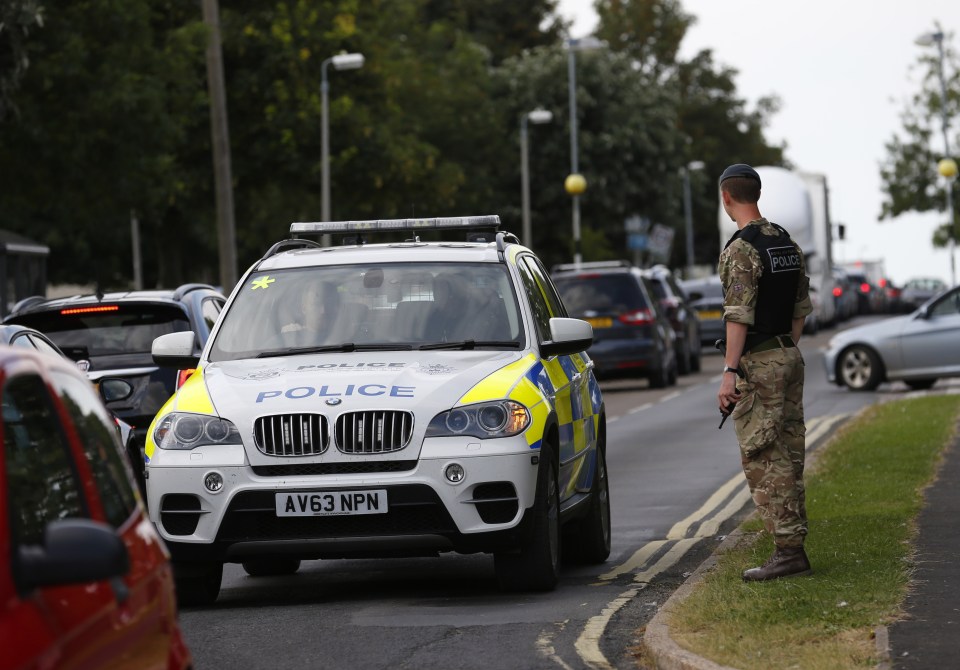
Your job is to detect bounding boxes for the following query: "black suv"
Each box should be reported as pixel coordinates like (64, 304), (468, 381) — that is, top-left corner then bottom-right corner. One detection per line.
(641, 265), (702, 375)
(4, 284), (226, 482)
(552, 261), (678, 387)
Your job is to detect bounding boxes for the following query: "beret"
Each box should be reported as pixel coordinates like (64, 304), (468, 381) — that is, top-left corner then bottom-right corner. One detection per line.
(719, 164), (761, 186)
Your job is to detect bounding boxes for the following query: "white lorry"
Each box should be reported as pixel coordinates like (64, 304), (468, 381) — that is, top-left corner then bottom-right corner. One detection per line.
(717, 166), (837, 328)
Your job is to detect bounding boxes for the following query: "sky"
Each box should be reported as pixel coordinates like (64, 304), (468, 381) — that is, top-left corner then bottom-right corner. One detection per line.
(556, 0), (957, 286)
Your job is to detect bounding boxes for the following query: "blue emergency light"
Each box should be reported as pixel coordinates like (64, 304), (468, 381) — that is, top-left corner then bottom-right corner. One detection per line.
(290, 216), (501, 236)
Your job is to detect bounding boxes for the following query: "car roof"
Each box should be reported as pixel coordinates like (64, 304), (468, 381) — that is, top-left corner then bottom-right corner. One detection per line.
(256, 241), (510, 271)
(0, 344), (84, 377)
(5, 283), (221, 318)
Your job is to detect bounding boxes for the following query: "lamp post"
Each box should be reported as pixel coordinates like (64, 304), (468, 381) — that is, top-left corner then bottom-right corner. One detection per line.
(915, 27), (956, 285)
(321, 52), (365, 225)
(680, 160), (705, 278)
(564, 36), (604, 268)
(520, 108), (553, 248)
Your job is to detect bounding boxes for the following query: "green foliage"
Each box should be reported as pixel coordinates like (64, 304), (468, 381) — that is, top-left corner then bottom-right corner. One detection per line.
(0, 0), (44, 120)
(0, 0), (785, 287)
(880, 28), (959, 246)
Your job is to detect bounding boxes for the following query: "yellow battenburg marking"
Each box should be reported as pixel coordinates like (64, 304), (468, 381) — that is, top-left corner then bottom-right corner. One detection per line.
(459, 354), (539, 405)
(175, 368), (215, 414)
(251, 276), (275, 290)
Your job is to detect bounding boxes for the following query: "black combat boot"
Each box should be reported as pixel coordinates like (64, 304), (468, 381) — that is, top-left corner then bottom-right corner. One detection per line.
(742, 546), (811, 582)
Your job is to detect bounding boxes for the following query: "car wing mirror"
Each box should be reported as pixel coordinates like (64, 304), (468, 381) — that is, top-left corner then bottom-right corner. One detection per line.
(19, 519), (129, 590)
(152, 331), (200, 369)
(98, 377), (134, 403)
(540, 317), (593, 358)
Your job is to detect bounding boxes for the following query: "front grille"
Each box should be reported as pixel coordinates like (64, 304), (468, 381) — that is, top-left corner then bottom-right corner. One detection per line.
(252, 461), (418, 477)
(215, 485), (455, 542)
(335, 410), (413, 454)
(255, 413), (328, 456)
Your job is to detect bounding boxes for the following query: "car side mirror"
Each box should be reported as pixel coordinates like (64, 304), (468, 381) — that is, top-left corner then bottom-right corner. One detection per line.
(18, 519), (129, 590)
(98, 377), (134, 403)
(913, 304), (929, 320)
(540, 317), (593, 358)
(152, 331), (200, 369)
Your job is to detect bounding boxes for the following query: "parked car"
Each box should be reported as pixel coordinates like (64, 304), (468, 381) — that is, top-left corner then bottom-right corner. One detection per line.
(552, 261), (678, 387)
(4, 284), (227, 478)
(842, 270), (883, 314)
(641, 265), (702, 374)
(679, 275), (724, 347)
(0, 347), (191, 669)
(824, 283), (960, 391)
(831, 267), (859, 323)
(899, 277), (948, 312)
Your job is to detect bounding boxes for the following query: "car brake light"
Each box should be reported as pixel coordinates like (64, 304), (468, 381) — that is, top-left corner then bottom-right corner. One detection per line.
(832, 287), (843, 297)
(61, 305), (120, 315)
(619, 309), (655, 325)
(177, 369), (196, 388)
(859, 283), (870, 293)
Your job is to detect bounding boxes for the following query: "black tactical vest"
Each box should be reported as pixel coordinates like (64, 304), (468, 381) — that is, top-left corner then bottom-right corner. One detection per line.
(723, 222), (802, 336)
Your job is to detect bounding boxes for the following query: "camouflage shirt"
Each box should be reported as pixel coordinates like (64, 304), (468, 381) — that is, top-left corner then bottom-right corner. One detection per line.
(718, 218), (812, 326)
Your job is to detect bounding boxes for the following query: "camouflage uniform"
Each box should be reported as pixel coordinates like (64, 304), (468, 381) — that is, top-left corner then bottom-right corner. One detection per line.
(719, 218), (813, 549)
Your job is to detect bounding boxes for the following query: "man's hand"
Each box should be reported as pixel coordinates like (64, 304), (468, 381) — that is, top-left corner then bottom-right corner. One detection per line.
(717, 370), (741, 415)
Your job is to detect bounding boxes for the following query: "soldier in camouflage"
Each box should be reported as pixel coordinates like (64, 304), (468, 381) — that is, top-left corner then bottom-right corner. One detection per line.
(716, 164), (814, 582)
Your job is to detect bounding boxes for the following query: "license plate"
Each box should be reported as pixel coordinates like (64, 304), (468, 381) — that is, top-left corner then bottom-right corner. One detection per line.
(698, 310), (722, 319)
(585, 317), (613, 328)
(275, 490), (388, 517)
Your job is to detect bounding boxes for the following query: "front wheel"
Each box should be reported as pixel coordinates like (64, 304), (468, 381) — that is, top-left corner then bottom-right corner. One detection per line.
(173, 561), (223, 607)
(838, 345), (883, 391)
(495, 444), (561, 592)
(563, 440), (611, 565)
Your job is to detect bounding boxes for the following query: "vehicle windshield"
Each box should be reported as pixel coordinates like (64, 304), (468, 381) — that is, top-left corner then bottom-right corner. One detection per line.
(9, 304), (190, 359)
(209, 262), (525, 362)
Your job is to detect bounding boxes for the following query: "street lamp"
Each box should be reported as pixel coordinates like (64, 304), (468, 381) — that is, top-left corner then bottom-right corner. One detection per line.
(565, 36), (604, 267)
(915, 26), (955, 285)
(321, 52), (365, 226)
(520, 108), (553, 248)
(681, 160), (705, 278)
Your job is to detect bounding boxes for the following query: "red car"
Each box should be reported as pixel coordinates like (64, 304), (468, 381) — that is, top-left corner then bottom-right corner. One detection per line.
(0, 348), (191, 670)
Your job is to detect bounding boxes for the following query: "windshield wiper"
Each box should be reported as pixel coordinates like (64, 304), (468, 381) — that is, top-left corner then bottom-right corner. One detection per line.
(256, 343), (412, 358)
(419, 340), (521, 351)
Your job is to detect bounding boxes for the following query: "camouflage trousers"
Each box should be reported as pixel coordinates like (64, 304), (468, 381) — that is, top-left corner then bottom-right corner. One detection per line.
(731, 345), (807, 548)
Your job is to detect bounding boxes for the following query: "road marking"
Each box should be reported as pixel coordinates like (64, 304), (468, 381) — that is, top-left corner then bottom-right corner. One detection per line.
(629, 403), (653, 414)
(598, 539), (668, 582)
(661, 391), (681, 402)
(536, 621), (577, 670)
(575, 539), (700, 669)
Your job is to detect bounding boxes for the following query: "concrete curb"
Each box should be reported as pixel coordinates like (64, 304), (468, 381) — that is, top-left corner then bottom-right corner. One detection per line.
(641, 528), (750, 670)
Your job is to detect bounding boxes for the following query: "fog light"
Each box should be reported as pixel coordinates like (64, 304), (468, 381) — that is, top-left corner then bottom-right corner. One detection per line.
(444, 463), (465, 484)
(204, 472), (224, 493)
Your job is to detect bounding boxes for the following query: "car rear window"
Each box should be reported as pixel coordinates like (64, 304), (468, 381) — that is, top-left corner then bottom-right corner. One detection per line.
(10, 304), (190, 357)
(553, 274), (648, 314)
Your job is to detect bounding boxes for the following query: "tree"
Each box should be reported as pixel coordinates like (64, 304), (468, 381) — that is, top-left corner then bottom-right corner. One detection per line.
(0, 0), (43, 121)
(879, 28), (959, 246)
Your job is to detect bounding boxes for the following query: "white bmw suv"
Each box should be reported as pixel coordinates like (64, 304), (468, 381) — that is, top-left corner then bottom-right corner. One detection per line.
(146, 216), (609, 605)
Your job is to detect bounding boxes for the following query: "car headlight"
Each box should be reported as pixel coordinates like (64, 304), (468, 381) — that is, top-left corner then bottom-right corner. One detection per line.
(426, 401), (530, 439)
(154, 412), (242, 450)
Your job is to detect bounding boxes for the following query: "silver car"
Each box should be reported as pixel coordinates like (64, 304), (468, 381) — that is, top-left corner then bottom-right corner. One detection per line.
(824, 283), (960, 391)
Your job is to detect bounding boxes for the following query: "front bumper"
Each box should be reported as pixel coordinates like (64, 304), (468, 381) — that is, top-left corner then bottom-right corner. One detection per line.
(147, 444), (540, 561)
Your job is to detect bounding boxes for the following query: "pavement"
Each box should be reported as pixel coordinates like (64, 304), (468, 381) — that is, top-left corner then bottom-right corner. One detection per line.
(641, 396), (960, 670)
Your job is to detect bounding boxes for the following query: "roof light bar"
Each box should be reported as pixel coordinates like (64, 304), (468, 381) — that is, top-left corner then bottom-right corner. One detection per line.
(290, 215), (500, 236)
(61, 305), (120, 315)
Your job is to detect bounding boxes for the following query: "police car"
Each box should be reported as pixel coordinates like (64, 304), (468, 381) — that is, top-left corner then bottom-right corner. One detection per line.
(146, 216), (609, 605)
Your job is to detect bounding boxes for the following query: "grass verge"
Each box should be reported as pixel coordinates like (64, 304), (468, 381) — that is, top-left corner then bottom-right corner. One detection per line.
(664, 395), (960, 670)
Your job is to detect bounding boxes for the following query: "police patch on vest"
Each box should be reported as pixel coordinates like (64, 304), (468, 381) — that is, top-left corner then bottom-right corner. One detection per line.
(766, 246), (801, 273)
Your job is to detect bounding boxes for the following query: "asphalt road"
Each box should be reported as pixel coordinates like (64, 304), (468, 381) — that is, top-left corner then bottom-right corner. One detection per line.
(178, 319), (892, 670)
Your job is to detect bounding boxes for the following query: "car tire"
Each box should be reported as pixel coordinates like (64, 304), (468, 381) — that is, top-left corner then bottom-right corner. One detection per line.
(838, 345), (883, 391)
(690, 341), (702, 373)
(905, 378), (937, 391)
(173, 561), (223, 607)
(677, 340), (691, 375)
(242, 558), (302, 577)
(495, 443), (561, 592)
(649, 356), (672, 389)
(563, 440), (611, 565)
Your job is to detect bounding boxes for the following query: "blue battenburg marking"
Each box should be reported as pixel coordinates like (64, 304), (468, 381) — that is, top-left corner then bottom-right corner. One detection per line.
(526, 361), (554, 397)
(528, 437), (542, 451)
(558, 422), (575, 460)
(558, 355), (579, 381)
(588, 374), (603, 413)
